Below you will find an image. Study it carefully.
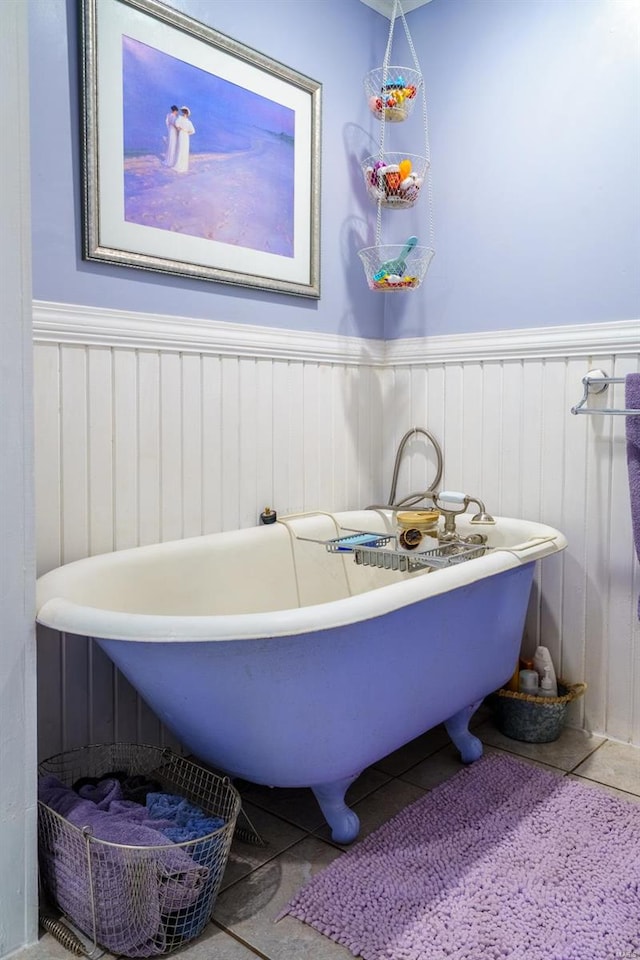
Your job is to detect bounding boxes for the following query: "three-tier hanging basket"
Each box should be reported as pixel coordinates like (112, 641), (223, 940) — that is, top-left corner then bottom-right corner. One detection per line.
(358, 0), (435, 293)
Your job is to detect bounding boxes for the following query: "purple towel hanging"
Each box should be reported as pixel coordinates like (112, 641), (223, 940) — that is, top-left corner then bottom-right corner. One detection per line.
(626, 373), (640, 618)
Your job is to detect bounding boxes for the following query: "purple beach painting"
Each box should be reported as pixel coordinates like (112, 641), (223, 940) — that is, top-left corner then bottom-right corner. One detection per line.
(122, 36), (295, 258)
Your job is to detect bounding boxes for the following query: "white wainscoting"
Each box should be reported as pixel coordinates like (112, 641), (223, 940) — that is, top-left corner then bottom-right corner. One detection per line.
(378, 347), (640, 745)
(33, 302), (640, 756)
(33, 304), (384, 760)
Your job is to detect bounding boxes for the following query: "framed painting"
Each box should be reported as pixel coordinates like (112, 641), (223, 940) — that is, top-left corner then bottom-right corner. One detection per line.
(80, 0), (322, 297)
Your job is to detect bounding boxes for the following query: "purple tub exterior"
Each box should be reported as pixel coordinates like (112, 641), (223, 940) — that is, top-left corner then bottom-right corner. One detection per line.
(36, 510), (567, 842)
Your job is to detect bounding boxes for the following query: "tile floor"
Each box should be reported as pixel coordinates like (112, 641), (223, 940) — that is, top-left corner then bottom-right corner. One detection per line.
(23, 710), (640, 960)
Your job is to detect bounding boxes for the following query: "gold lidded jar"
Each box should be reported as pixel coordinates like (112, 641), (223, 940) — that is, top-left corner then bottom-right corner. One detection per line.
(396, 510), (440, 550)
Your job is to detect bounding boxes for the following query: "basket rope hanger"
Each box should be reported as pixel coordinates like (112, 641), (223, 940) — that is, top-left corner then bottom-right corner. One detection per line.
(374, 0), (434, 251)
(358, 0), (435, 291)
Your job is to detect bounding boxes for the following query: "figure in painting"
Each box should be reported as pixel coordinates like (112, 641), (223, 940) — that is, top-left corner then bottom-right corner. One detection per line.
(164, 105), (179, 166)
(173, 106), (195, 173)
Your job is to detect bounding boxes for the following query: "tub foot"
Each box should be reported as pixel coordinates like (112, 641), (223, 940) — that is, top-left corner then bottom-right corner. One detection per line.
(312, 776), (360, 844)
(445, 700), (484, 763)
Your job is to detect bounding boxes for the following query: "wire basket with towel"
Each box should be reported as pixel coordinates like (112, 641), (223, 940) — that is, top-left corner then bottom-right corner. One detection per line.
(38, 743), (241, 957)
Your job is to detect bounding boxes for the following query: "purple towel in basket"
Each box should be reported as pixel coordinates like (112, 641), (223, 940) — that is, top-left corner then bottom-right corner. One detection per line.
(38, 775), (209, 957)
(76, 777), (125, 808)
(40, 775), (178, 835)
(626, 374), (640, 619)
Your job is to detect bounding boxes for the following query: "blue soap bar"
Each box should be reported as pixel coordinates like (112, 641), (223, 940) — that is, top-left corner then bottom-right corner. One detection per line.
(336, 534), (382, 550)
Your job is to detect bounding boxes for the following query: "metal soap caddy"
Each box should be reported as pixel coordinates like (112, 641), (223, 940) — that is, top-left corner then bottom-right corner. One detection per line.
(304, 528), (487, 574)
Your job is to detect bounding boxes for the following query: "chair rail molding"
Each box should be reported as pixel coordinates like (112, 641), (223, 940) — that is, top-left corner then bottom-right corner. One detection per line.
(33, 301), (638, 365)
(384, 318), (640, 365)
(32, 301), (386, 366)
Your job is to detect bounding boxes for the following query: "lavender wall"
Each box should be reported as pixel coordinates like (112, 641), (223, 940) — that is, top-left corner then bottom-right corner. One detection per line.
(28, 0), (387, 339)
(29, 0), (639, 340)
(385, 0), (640, 338)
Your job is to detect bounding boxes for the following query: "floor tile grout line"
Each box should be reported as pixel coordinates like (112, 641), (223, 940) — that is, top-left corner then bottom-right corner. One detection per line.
(398, 747), (573, 789)
(220, 832), (316, 893)
(495, 742), (565, 763)
(236, 795), (325, 835)
(569, 773), (640, 798)
(377, 756), (448, 780)
(209, 920), (271, 959)
(237, 771), (398, 839)
(309, 828), (355, 852)
(470, 735), (640, 795)
(477, 736), (610, 774)
(347, 771), (394, 799)
(566, 736), (610, 773)
(372, 738), (453, 778)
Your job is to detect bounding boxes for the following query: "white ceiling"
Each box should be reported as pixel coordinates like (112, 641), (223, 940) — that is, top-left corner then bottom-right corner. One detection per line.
(359, 0), (432, 18)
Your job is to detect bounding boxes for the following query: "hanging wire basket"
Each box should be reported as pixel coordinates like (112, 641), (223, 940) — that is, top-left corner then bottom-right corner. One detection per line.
(358, 244), (435, 292)
(361, 152), (429, 208)
(364, 66), (423, 122)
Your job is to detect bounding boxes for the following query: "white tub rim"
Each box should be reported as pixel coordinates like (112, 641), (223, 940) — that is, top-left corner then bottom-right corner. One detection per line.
(36, 514), (567, 642)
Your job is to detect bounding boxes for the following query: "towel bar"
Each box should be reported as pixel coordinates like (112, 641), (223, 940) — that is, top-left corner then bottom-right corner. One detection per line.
(571, 369), (640, 416)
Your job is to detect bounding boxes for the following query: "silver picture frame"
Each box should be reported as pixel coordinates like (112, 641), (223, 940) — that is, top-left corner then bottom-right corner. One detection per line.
(81, 0), (321, 297)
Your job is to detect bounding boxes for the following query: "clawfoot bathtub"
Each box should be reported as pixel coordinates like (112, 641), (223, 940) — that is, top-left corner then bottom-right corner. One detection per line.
(36, 510), (566, 843)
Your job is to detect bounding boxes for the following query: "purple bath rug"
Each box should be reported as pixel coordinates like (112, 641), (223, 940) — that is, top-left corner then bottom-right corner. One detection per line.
(280, 752), (640, 960)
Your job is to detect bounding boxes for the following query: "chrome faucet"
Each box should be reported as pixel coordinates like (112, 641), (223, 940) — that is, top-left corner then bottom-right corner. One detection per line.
(367, 427), (444, 511)
(467, 497), (495, 525)
(432, 491), (495, 543)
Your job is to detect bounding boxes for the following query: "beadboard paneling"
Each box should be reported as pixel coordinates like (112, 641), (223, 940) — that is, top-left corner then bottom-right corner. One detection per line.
(34, 309), (640, 754)
(383, 353), (640, 744)
(34, 338), (382, 759)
